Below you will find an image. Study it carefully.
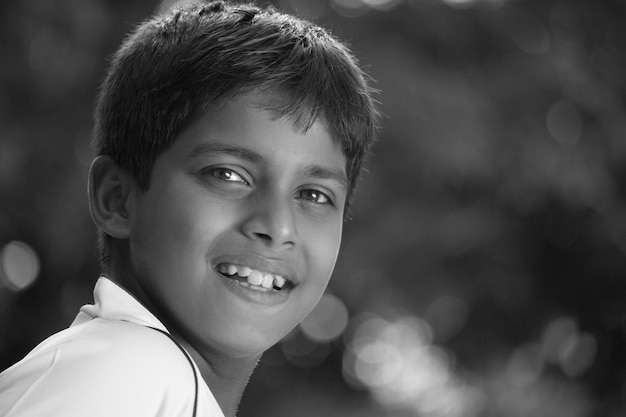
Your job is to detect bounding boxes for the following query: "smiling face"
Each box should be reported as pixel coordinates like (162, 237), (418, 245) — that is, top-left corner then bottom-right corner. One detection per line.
(125, 93), (347, 358)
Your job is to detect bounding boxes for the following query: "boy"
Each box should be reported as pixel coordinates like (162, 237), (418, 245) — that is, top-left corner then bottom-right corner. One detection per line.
(0, 1), (378, 416)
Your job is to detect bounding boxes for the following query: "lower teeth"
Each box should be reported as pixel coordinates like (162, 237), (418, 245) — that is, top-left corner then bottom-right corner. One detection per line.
(222, 272), (282, 292)
(237, 279), (271, 291)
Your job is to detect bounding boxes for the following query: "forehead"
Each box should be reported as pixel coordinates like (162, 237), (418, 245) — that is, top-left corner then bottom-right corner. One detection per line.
(202, 89), (340, 143)
(170, 92), (347, 174)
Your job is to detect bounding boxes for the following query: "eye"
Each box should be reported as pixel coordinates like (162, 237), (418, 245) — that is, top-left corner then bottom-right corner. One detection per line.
(205, 167), (248, 184)
(298, 189), (333, 206)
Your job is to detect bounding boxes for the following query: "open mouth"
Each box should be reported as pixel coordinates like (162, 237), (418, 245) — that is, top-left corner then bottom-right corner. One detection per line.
(216, 263), (292, 292)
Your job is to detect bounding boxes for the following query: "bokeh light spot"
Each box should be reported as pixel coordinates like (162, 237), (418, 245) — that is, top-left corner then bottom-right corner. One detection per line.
(0, 241), (40, 292)
(362, 0), (402, 11)
(511, 14), (550, 54)
(281, 329), (330, 368)
(591, 47), (626, 88)
(330, 0), (369, 17)
(424, 295), (468, 342)
(541, 316), (577, 363)
(506, 344), (544, 386)
(332, 0), (365, 9)
(441, 0), (476, 10)
(300, 293), (349, 342)
(353, 340), (404, 387)
(342, 311), (481, 416)
(559, 332), (596, 378)
(547, 100), (582, 145)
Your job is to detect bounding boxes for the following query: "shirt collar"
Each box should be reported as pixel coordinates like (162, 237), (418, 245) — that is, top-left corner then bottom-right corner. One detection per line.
(71, 276), (168, 332)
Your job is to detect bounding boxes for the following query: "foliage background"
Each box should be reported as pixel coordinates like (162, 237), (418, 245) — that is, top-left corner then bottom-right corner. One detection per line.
(1, 0), (625, 415)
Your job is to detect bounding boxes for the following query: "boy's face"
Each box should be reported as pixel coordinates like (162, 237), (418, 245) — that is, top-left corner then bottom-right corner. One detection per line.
(127, 93), (347, 357)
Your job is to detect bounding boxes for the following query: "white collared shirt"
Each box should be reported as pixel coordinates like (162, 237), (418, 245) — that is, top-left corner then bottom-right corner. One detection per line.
(0, 277), (225, 417)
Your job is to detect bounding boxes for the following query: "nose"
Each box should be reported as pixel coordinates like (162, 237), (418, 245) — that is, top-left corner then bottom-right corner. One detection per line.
(241, 191), (298, 249)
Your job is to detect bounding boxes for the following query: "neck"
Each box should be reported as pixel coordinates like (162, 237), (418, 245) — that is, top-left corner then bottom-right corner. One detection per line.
(107, 250), (260, 417)
(175, 333), (260, 417)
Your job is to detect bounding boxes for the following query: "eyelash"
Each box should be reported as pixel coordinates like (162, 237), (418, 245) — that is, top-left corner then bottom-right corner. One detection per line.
(298, 189), (334, 206)
(199, 167), (335, 207)
(204, 167), (249, 185)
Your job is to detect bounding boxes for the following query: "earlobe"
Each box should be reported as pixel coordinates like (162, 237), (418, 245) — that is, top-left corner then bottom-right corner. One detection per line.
(88, 155), (134, 239)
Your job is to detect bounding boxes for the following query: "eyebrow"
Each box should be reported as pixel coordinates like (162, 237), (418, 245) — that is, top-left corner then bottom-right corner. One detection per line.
(188, 143), (262, 163)
(188, 143), (348, 193)
(301, 163), (349, 194)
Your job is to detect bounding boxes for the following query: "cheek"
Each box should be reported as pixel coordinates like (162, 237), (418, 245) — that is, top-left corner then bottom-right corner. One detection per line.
(306, 220), (343, 279)
(132, 199), (203, 270)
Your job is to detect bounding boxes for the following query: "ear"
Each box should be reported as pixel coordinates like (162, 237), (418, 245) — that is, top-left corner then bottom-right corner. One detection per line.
(88, 155), (135, 239)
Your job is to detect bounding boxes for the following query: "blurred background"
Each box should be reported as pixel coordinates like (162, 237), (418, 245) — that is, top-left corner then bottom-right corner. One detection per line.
(1, 0), (625, 415)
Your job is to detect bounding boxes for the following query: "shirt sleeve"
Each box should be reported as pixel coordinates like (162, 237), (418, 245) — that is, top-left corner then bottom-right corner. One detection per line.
(0, 320), (199, 417)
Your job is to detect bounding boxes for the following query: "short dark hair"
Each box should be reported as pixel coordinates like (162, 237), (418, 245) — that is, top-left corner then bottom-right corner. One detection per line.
(93, 0), (380, 270)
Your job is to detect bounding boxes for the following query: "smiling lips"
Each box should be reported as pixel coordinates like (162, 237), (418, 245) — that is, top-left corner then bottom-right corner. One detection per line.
(217, 263), (288, 291)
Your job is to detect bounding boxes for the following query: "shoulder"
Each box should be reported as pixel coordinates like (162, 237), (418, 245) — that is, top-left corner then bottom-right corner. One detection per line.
(33, 319), (194, 381)
(0, 320), (197, 417)
(75, 319), (192, 371)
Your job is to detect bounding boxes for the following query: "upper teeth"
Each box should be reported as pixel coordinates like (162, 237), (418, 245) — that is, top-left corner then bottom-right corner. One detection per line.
(218, 263), (287, 289)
